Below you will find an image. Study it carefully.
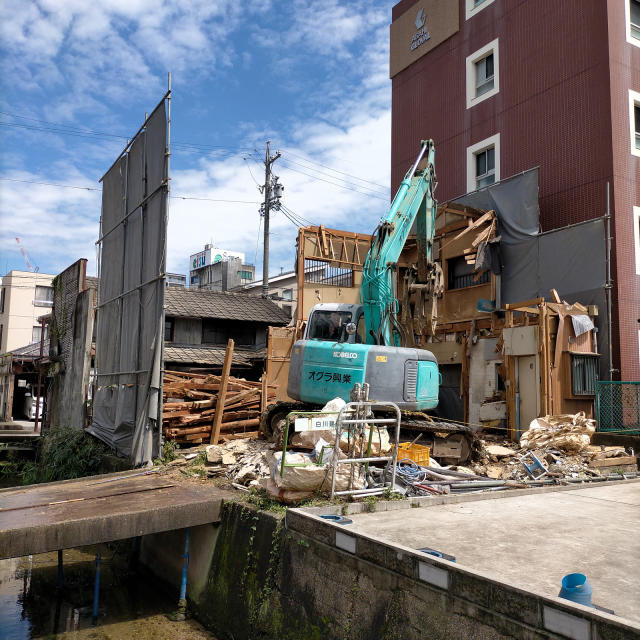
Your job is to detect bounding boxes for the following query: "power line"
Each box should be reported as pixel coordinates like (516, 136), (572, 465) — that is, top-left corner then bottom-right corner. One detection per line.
(278, 160), (389, 201)
(0, 177), (100, 191)
(281, 148), (390, 192)
(0, 177), (260, 204)
(0, 110), (388, 194)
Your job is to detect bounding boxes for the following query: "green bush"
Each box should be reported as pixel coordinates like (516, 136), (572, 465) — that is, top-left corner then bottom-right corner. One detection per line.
(2, 426), (111, 485)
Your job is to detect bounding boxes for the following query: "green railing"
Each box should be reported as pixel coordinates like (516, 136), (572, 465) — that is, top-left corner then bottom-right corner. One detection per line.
(596, 381), (640, 434)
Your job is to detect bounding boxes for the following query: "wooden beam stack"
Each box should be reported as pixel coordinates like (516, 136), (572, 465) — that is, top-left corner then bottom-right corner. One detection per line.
(162, 370), (277, 444)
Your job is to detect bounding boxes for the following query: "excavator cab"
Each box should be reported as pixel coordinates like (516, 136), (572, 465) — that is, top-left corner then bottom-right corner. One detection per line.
(304, 303), (366, 344)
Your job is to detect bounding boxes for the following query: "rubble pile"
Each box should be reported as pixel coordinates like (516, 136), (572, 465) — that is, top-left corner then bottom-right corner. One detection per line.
(470, 413), (635, 481)
(519, 413), (596, 453)
(162, 370), (276, 444)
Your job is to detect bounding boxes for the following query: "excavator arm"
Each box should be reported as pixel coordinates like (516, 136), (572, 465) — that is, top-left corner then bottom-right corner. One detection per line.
(361, 139), (441, 346)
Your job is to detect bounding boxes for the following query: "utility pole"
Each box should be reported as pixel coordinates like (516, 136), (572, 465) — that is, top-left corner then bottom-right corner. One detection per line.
(260, 141), (282, 298)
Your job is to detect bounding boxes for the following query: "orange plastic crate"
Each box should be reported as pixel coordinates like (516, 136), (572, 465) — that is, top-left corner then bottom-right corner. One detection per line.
(396, 442), (430, 466)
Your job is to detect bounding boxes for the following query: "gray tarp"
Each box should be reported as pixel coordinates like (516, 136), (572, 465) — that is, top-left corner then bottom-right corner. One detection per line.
(452, 169), (540, 244)
(454, 171), (608, 379)
(89, 101), (167, 464)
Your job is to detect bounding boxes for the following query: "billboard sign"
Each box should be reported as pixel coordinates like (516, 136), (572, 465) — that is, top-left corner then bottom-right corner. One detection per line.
(190, 247), (245, 270)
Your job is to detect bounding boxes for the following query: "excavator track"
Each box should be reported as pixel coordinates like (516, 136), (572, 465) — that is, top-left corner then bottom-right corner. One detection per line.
(398, 415), (478, 466)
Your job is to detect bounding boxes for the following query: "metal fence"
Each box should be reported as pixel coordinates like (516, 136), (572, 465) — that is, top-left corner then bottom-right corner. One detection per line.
(596, 381), (640, 434)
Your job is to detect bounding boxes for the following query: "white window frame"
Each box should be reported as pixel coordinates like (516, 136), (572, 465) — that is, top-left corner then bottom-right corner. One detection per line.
(467, 134), (500, 193)
(466, 39), (499, 109)
(626, 0), (640, 47)
(630, 90), (640, 157)
(465, 0), (496, 20)
(634, 205), (640, 276)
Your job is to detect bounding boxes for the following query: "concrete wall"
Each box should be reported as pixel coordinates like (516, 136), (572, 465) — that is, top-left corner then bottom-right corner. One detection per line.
(141, 499), (640, 640)
(0, 271), (55, 353)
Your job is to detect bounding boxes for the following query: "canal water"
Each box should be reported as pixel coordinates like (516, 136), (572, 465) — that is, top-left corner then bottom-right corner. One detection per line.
(0, 545), (217, 639)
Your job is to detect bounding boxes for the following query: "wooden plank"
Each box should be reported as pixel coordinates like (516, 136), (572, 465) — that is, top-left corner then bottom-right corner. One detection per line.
(589, 456), (637, 468)
(550, 289), (561, 303)
(221, 431), (259, 442)
(210, 339), (234, 445)
(504, 298), (544, 310)
(260, 374), (268, 413)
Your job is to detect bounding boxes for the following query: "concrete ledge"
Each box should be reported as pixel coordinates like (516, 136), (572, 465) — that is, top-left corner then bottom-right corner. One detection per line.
(286, 507), (640, 639)
(299, 477), (640, 517)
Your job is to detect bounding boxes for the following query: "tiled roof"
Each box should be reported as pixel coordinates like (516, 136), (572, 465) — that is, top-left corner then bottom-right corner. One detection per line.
(10, 342), (49, 359)
(165, 288), (289, 324)
(163, 344), (266, 367)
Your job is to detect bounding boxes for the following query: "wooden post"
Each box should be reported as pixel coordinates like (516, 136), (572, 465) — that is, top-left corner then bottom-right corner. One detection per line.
(260, 374), (268, 413)
(210, 339), (234, 445)
(539, 303), (548, 416)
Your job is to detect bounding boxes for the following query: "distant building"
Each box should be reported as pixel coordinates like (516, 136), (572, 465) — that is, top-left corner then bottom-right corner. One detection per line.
(163, 287), (289, 378)
(166, 273), (186, 288)
(241, 270), (297, 320)
(0, 270), (55, 353)
(188, 244), (255, 291)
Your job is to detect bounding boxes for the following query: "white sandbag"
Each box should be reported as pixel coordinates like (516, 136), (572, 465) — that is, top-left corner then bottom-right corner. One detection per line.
(290, 429), (335, 449)
(339, 427), (392, 456)
(271, 450), (363, 492)
(260, 476), (314, 505)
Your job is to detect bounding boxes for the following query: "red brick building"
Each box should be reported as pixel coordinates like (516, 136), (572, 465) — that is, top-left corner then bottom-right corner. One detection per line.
(390, 0), (640, 381)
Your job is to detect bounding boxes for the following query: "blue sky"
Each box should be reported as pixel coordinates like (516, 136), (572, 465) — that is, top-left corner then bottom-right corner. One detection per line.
(0, 0), (394, 279)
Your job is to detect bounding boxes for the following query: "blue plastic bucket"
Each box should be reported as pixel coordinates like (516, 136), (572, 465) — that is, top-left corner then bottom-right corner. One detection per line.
(558, 573), (593, 607)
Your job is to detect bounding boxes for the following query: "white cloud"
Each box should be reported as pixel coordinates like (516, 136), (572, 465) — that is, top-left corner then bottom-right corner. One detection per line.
(0, 171), (101, 275)
(0, 0), (396, 282)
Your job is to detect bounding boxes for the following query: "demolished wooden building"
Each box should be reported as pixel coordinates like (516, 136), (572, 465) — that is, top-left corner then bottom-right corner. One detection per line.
(265, 172), (603, 441)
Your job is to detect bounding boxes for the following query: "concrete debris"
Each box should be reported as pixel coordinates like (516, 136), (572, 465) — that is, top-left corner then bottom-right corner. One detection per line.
(472, 435), (636, 483)
(205, 438), (274, 486)
(519, 412), (596, 453)
(484, 444), (517, 458)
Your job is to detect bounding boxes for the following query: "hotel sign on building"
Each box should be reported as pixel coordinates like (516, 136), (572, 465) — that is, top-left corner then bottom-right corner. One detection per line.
(389, 0), (459, 77)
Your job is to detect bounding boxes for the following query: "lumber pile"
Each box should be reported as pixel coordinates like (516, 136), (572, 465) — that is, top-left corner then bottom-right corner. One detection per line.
(162, 370), (276, 444)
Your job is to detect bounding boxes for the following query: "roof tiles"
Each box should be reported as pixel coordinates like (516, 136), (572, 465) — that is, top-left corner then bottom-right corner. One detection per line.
(164, 288), (289, 324)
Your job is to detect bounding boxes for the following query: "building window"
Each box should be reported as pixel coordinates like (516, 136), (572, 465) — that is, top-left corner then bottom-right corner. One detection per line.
(190, 274), (199, 285)
(303, 259), (354, 287)
(0, 287), (4, 314)
(475, 53), (494, 97)
(628, 0), (640, 45)
(634, 206), (640, 276)
(164, 318), (174, 342)
(475, 147), (495, 188)
(467, 134), (500, 193)
(282, 304), (292, 317)
(32, 325), (48, 344)
(465, 0), (495, 20)
(238, 270), (253, 281)
(0, 324), (3, 348)
(447, 256), (491, 290)
(282, 288), (293, 301)
(570, 354), (598, 396)
(630, 90), (640, 157)
(34, 285), (54, 307)
(466, 39), (499, 108)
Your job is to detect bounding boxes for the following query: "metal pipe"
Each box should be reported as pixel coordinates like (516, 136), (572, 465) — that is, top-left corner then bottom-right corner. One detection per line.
(92, 544), (102, 625)
(176, 527), (190, 619)
(605, 181), (614, 380)
(34, 315), (45, 434)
